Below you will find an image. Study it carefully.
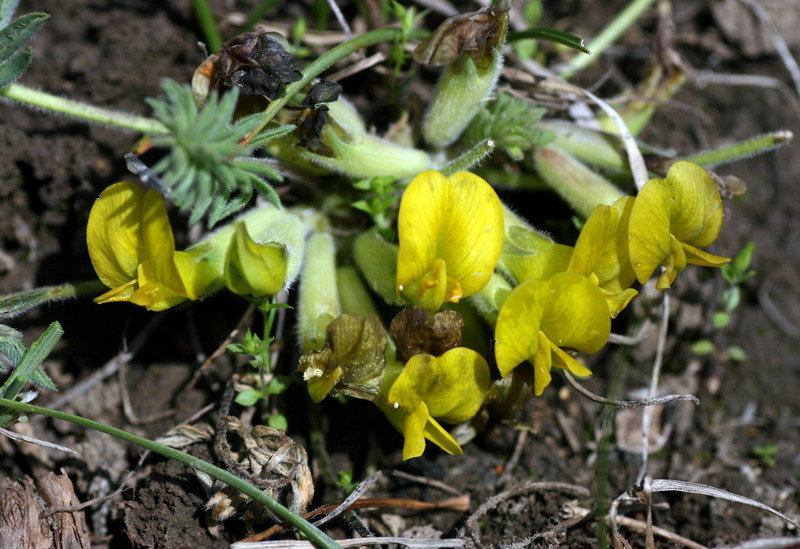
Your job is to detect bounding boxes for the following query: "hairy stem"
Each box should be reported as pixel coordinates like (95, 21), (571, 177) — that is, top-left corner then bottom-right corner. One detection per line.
(684, 130), (793, 168)
(0, 83), (168, 134)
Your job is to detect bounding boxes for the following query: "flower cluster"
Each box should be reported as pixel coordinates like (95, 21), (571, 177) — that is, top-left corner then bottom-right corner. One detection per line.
(84, 0), (733, 461)
(86, 160), (728, 459)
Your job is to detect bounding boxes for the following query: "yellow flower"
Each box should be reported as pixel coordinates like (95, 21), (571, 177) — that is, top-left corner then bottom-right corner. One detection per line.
(396, 171), (504, 311)
(87, 182), (304, 310)
(87, 182), (208, 311)
(494, 271), (609, 395)
(629, 161), (730, 290)
(382, 348), (491, 460)
(568, 196), (638, 317)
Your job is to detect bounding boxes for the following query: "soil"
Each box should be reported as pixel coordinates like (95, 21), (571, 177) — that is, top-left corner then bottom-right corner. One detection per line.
(1, 1), (800, 548)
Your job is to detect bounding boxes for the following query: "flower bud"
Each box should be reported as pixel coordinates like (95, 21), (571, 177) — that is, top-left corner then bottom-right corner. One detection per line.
(298, 232), (340, 352)
(533, 145), (624, 217)
(417, 3), (509, 148)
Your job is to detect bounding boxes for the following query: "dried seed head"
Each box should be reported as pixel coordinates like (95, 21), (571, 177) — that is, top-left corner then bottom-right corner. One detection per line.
(191, 29), (303, 107)
(412, 3), (510, 68)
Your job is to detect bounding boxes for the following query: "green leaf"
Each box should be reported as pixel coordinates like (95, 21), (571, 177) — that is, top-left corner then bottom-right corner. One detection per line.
(0, 0), (20, 28)
(507, 27), (590, 54)
(463, 92), (548, 161)
(731, 242), (755, 277)
(690, 339), (715, 356)
(234, 388), (263, 407)
(0, 46), (30, 87)
(712, 311), (731, 329)
(722, 286), (741, 313)
(144, 80), (283, 227)
(0, 282), (99, 321)
(0, 324), (24, 372)
(0, 321), (61, 427)
(266, 375), (292, 395)
(248, 124), (296, 148)
(727, 345), (747, 362)
(0, 12), (48, 62)
(267, 413), (288, 430)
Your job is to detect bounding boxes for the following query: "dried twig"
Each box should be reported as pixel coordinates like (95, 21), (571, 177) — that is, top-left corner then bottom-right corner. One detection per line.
(647, 478), (800, 530)
(613, 515), (708, 549)
(119, 362), (176, 425)
(690, 70), (800, 124)
(758, 282), (800, 339)
(460, 481), (590, 546)
(326, 0), (352, 37)
(242, 495), (470, 542)
(45, 314), (162, 411)
(389, 469), (463, 496)
(716, 538), (800, 549)
(498, 428), (528, 484)
(44, 468), (137, 517)
(563, 370), (699, 409)
(638, 291), (670, 483)
(540, 79), (649, 189)
(326, 52), (387, 82)
(411, 0), (459, 17)
(0, 426), (77, 454)
(608, 320), (652, 345)
(232, 537), (466, 548)
(312, 471), (382, 528)
(738, 0), (800, 97)
(186, 304), (255, 392)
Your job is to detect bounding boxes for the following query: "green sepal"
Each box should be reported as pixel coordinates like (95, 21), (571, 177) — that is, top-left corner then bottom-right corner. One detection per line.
(223, 222), (288, 297)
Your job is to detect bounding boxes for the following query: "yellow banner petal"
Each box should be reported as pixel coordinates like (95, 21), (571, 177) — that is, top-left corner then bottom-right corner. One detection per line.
(397, 171), (504, 309)
(629, 177), (672, 284)
(138, 189), (188, 298)
(87, 181), (146, 289)
(665, 161), (724, 248)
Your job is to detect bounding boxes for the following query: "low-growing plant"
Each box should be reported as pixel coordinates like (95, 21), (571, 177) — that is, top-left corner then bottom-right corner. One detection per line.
(0, 0), (795, 545)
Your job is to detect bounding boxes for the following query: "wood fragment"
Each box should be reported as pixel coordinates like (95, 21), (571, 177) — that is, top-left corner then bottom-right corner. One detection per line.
(0, 471), (90, 549)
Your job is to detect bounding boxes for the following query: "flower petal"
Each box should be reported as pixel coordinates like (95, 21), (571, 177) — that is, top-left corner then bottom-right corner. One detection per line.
(495, 272), (610, 379)
(138, 188), (189, 298)
(87, 181), (146, 289)
(629, 176), (672, 284)
(551, 343), (592, 377)
(387, 354), (434, 414)
(532, 332), (552, 396)
(571, 196), (636, 293)
(422, 347), (490, 423)
(397, 171), (504, 309)
(539, 272), (611, 354)
(665, 161), (724, 248)
(495, 278), (548, 377)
